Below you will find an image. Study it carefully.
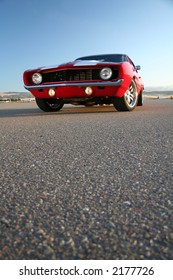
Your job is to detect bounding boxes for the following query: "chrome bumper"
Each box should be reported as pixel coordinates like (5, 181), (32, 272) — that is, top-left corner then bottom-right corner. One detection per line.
(24, 79), (123, 90)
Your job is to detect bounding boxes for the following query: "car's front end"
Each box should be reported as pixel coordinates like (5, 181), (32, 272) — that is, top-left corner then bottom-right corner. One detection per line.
(23, 54), (144, 111)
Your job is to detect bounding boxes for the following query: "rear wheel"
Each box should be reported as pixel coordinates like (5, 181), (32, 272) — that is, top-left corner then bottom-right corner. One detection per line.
(113, 80), (138, 111)
(35, 98), (64, 112)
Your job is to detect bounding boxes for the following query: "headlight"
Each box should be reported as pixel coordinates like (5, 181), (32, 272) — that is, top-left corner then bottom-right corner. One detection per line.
(100, 67), (112, 80)
(32, 73), (42, 84)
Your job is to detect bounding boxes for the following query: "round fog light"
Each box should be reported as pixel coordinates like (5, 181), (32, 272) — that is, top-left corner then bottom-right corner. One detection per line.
(48, 89), (56, 97)
(85, 87), (93, 96)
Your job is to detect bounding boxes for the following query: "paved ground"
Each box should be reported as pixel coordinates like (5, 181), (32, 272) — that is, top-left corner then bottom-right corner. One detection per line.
(0, 100), (172, 259)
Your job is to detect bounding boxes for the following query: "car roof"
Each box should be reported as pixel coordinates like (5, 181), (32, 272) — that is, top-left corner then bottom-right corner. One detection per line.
(76, 54), (128, 63)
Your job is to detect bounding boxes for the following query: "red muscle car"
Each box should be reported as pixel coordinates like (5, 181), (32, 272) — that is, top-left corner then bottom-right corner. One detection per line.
(23, 54), (144, 112)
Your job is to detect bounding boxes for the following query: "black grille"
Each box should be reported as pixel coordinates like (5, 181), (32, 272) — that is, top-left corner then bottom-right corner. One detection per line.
(42, 69), (119, 83)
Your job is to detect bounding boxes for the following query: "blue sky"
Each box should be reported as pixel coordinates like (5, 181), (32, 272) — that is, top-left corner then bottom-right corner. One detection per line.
(0, 0), (173, 92)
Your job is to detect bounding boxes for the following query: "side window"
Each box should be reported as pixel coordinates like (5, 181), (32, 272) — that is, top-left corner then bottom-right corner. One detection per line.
(123, 55), (129, 62)
(127, 57), (136, 68)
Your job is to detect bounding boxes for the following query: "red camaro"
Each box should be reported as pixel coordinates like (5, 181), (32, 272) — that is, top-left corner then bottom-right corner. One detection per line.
(23, 54), (144, 112)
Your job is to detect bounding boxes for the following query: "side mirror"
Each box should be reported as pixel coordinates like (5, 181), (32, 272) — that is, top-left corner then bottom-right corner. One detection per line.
(135, 65), (141, 70)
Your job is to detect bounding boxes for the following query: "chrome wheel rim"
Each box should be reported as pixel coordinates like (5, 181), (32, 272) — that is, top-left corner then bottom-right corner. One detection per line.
(124, 82), (138, 108)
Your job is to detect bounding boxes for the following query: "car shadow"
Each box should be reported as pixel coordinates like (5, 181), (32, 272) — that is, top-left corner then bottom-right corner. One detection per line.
(0, 104), (118, 118)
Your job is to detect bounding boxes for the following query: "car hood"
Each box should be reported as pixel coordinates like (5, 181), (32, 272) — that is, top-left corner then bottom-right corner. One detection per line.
(37, 59), (121, 72)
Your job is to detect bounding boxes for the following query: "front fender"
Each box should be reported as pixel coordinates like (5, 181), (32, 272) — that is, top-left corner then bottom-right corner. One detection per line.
(114, 74), (132, 98)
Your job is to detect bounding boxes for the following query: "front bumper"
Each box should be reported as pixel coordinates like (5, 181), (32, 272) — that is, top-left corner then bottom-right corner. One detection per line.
(24, 79), (124, 90)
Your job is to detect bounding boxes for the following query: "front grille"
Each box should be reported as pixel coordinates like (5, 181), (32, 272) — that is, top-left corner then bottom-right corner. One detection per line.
(42, 69), (119, 83)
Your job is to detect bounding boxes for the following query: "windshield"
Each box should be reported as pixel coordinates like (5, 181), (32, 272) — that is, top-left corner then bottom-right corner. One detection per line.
(76, 54), (127, 63)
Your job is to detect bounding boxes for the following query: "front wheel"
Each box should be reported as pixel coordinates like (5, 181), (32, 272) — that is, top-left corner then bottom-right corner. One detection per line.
(113, 80), (138, 111)
(35, 98), (64, 112)
(137, 90), (143, 106)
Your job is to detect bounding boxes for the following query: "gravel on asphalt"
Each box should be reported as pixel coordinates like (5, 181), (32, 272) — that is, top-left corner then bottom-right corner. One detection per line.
(0, 100), (173, 259)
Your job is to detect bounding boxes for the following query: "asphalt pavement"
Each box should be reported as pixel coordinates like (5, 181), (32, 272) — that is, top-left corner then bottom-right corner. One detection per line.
(0, 100), (173, 259)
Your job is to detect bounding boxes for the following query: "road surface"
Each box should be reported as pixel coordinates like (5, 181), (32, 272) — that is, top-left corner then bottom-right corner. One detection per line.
(0, 100), (172, 259)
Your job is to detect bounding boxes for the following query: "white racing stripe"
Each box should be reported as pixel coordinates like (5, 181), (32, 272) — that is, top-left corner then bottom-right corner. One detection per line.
(73, 60), (99, 66)
(40, 64), (60, 70)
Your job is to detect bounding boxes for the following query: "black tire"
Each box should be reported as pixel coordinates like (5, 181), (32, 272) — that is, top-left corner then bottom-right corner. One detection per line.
(35, 98), (64, 112)
(137, 90), (143, 106)
(113, 80), (138, 111)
